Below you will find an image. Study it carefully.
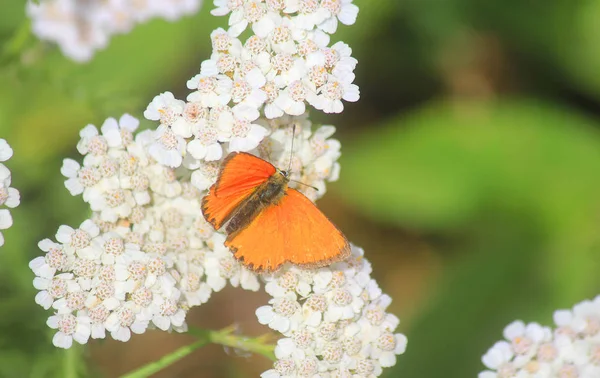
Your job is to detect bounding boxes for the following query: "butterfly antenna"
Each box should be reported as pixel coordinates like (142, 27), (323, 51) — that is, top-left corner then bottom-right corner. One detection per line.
(287, 124), (296, 173)
(290, 179), (319, 191)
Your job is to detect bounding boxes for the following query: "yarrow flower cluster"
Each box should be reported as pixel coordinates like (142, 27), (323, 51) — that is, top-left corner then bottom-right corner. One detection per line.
(143, 0), (360, 177)
(0, 139), (20, 247)
(480, 295), (600, 378)
(259, 245), (407, 377)
(29, 0), (406, 376)
(27, 0), (203, 62)
(30, 112), (341, 348)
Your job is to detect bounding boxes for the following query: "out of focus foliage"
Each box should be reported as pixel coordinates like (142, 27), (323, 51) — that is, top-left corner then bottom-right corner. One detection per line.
(1, 0), (599, 377)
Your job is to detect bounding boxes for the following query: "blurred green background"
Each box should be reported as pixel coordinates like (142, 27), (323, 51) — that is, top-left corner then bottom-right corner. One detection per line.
(1, 0), (600, 377)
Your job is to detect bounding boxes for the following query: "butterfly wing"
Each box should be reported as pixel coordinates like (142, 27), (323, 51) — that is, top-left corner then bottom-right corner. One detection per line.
(202, 152), (276, 230)
(225, 188), (351, 272)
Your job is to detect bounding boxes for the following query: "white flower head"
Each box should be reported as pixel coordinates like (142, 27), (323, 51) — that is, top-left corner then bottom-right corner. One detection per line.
(149, 125), (186, 168)
(144, 92), (186, 127)
(318, 0), (359, 34)
(0, 139), (14, 162)
(479, 295), (600, 377)
(31, 0), (373, 362)
(186, 72), (233, 108)
(311, 76), (359, 114)
(223, 106), (268, 152)
(100, 113), (139, 148)
(28, 0), (203, 62)
(47, 313), (92, 349)
(260, 245), (407, 376)
(187, 124), (223, 161)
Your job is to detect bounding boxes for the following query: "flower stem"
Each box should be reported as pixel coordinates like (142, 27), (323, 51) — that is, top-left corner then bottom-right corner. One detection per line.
(119, 327), (276, 378)
(188, 326), (276, 362)
(63, 344), (81, 378)
(119, 338), (210, 378)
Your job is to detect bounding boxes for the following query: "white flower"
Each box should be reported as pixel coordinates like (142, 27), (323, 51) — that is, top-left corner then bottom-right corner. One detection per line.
(271, 55), (306, 87)
(149, 125), (186, 168)
(105, 303), (150, 342)
(52, 288), (87, 315)
(190, 161), (220, 190)
(47, 313), (92, 348)
(144, 92), (185, 127)
(311, 76), (359, 114)
(479, 295), (600, 377)
(30, 239), (72, 279)
(28, 0), (203, 62)
(274, 80), (312, 116)
(293, 1), (330, 31)
(33, 273), (77, 310)
(0, 185), (19, 209)
(324, 285), (363, 322)
(230, 67), (268, 109)
(61, 159), (85, 195)
(100, 113), (139, 148)
(256, 294), (302, 333)
(371, 332), (407, 368)
(329, 41), (358, 75)
(222, 107), (268, 152)
(260, 245), (406, 376)
(204, 233), (260, 291)
(0, 165), (9, 183)
(157, 0), (201, 21)
(88, 188), (136, 223)
(226, 1), (278, 38)
(32, 0), (368, 357)
(187, 125), (223, 161)
(265, 270), (312, 298)
(180, 273), (212, 307)
(210, 0), (240, 17)
(150, 291), (187, 331)
(186, 73), (233, 108)
(76, 124), (109, 158)
(27, 0), (109, 62)
(56, 220), (100, 251)
(318, 0), (359, 34)
(0, 139), (13, 161)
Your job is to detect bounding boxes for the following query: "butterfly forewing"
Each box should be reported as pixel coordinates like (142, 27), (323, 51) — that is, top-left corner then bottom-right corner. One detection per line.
(225, 188), (351, 272)
(202, 152), (276, 230)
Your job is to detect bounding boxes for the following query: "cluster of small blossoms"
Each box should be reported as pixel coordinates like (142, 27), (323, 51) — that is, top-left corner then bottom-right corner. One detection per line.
(30, 219), (185, 348)
(0, 139), (20, 247)
(30, 112), (340, 347)
(480, 295), (600, 378)
(142, 0), (359, 181)
(26, 0), (202, 62)
(258, 245), (407, 377)
(29, 1), (407, 375)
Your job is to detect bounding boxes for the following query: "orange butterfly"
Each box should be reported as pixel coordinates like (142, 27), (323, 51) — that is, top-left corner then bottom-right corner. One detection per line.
(202, 152), (350, 273)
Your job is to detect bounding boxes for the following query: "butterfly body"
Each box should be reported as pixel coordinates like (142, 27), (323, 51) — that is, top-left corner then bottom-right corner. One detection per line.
(225, 170), (288, 236)
(202, 152), (350, 273)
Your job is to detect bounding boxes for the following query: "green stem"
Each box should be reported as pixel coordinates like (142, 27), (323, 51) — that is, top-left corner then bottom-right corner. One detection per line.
(63, 344), (80, 378)
(189, 326), (276, 362)
(119, 327), (276, 378)
(120, 338), (210, 378)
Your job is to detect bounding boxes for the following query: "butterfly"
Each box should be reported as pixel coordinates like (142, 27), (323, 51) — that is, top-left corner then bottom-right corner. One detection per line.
(201, 152), (351, 273)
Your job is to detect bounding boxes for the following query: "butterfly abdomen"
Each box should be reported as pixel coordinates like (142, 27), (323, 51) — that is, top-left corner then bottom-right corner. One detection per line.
(226, 172), (288, 236)
(259, 181), (285, 203)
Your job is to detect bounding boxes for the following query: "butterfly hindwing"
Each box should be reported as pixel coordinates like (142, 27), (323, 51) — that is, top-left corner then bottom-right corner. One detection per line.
(225, 188), (351, 272)
(202, 152), (276, 230)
